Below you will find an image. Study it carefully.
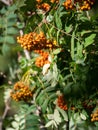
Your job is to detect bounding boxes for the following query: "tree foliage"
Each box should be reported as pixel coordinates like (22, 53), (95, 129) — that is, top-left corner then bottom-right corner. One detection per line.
(0, 0), (98, 130)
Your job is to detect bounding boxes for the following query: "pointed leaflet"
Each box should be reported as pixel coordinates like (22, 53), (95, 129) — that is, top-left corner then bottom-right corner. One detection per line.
(55, 12), (62, 29)
(45, 120), (54, 128)
(65, 24), (73, 33)
(71, 31), (75, 60)
(2, 43), (10, 55)
(4, 36), (15, 44)
(53, 109), (62, 124)
(57, 107), (68, 121)
(5, 27), (18, 35)
(80, 113), (86, 120)
(84, 34), (96, 48)
(77, 41), (83, 58)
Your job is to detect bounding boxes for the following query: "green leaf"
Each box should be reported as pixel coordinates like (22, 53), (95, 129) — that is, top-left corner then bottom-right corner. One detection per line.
(15, 0), (26, 8)
(65, 24), (73, 33)
(7, 5), (17, 11)
(36, 94), (45, 105)
(7, 21), (16, 27)
(2, 43), (10, 55)
(79, 15), (89, 21)
(84, 34), (96, 48)
(42, 99), (49, 113)
(57, 107), (68, 121)
(6, 27), (18, 34)
(11, 121), (18, 128)
(80, 113), (86, 120)
(0, 7), (6, 14)
(45, 120), (54, 128)
(0, 36), (4, 43)
(59, 0), (65, 5)
(57, 30), (60, 43)
(17, 22), (24, 29)
(77, 42), (83, 58)
(19, 57), (27, 68)
(26, 115), (39, 123)
(54, 109), (62, 124)
(94, 122), (98, 126)
(0, 19), (4, 28)
(35, 87), (42, 98)
(7, 13), (17, 19)
(81, 30), (91, 36)
(26, 115), (39, 129)
(71, 31), (75, 60)
(26, 105), (36, 114)
(55, 12), (62, 29)
(42, 86), (56, 93)
(46, 15), (53, 22)
(4, 36), (15, 44)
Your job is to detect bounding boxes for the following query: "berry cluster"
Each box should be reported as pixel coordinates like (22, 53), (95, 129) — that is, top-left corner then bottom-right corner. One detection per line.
(50, 0), (59, 3)
(36, 0), (59, 12)
(36, 0), (42, 3)
(10, 82), (33, 102)
(63, 0), (74, 10)
(36, 2), (50, 12)
(17, 31), (57, 51)
(34, 50), (50, 67)
(57, 95), (75, 110)
(91, 108), (98, 122)
(57, 95), (68, 110)
(63, 0), (95, 11)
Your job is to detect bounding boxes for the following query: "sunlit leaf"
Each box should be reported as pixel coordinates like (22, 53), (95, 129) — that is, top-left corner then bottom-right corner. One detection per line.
(84, 34), (96, 48)
(57, 107), (68, 121)
(54, 109), (62, 124)
(11, 121), (18, 128)
(45, 120), (54, 128)
(80, 113), (86, 120)
(65, 24), (73, 33)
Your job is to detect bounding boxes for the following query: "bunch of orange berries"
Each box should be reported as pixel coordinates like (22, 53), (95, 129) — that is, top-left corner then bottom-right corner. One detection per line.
(36, 2), (50, 12)
(57, 95), (75, 110)
(91, 108), (98, 122)
(36, 0), (59, 12)
(10, 82), (33, 102)
(63, 0), (95, 11)
(36, 0), (50, 12)
(34, 50), (50, 67)
(17, 31), (57, 51)
(50, 0), (59, 3)
(63, 0), (74, 10)
(57, 95), (68, 110)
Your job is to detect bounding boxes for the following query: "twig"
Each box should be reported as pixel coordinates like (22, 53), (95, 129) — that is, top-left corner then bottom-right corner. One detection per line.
(0, 98), (11, 130)
(47, 22), (79, 41)
(24, 49), (31, 60)
(2, 100), (10, 119)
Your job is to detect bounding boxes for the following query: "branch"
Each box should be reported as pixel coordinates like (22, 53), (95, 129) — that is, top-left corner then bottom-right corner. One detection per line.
(0, 98), (11, 130)
(2, 99), (10, 119)
(47, 22), (79, 41)
(24, 49), (31, 60)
